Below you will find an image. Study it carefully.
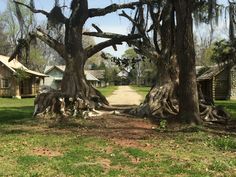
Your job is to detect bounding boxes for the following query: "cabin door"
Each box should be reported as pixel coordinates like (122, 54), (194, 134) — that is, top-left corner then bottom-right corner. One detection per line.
(20, 79), (32, 95)
(199, 80), (213, 104)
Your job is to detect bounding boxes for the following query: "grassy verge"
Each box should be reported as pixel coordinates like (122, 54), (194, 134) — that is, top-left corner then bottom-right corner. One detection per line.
(97, 85), (118, 97)
(0, 129), (235, 176)
(0, 96), (235, 176)
(215, 100), (236, 119)
(0, 98), (34, 108)
(130, 85), (151, 99)
(0, 98), (34, 124)
(0, 106), (235, 176)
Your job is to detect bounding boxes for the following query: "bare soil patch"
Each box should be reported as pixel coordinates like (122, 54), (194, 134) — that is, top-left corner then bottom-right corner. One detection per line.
(32, 147), (62, 157)
(79, 114), (158, 140)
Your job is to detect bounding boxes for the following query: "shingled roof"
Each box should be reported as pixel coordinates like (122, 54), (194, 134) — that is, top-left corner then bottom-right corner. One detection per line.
(44, 65), (100, 81)
(86, 70), (105, 80)
(0, 55), (47, 77)
(197, 65), (225, 81)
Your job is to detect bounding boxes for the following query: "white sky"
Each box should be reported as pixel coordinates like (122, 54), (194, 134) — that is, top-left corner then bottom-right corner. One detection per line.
(0, 0), (136, 57)
(0, 0), (232, 56)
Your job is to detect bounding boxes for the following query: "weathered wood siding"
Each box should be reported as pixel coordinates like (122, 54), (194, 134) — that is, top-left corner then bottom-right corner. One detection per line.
(0, 64), (41, 97)
(19, 76), (41, 97)
(0, 64), (17, 97)
(199, 79), (213, 103)
(230, 66), (236, 99)
(214, 69), (230, 100)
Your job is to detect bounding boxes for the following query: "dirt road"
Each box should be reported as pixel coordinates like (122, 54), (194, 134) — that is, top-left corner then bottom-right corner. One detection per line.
(107, 86), (142, 105)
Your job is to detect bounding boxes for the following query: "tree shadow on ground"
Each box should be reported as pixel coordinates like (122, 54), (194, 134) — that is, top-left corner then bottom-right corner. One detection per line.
(0, 106), (34, 124)
(1, 105), (236, 139)
(48, 114), (159, 140)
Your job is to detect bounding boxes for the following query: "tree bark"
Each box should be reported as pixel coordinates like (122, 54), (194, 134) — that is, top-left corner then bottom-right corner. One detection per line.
(61, 54), (108, 105)
(129, 1), (178, 119)
(62, 16), (109, 105)
(130, 57), (179, 118)
(174, 0), (201, 124)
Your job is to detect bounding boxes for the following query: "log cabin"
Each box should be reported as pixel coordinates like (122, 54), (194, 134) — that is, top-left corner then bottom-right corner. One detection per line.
(197, 65), (236, 103)
(0, 55), (47, 98)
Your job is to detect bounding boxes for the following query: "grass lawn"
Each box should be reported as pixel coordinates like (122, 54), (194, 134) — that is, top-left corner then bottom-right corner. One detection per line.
(0, 92), (236, 176)
(215, 100), (236, 119)
(97, 85), (118, 97)
(130, 85), (151, 100)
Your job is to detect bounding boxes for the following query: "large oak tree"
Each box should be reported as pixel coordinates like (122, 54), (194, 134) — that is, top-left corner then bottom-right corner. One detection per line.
(11, 0), (142, 112)
(106, 0), (229, 124)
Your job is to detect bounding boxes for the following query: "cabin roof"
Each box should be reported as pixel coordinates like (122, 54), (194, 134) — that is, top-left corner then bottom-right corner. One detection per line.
(44, 65), (65, 74)
(197, 65), (225, 81)
(44, 65), (100, 81)
(86, 70), (105, 79)
(84, 71), (99, 81)
(117, 70), (129, 78)
(0, 55), (47, 77)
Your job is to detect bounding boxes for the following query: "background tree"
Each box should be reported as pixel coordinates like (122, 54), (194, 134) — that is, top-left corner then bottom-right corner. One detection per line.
(117, 48), (156, 86)
(84, 31), (103, 69)
(0, 0), (48, 70)
(211, 39), (236, 64)
(0, 23), (11, 55)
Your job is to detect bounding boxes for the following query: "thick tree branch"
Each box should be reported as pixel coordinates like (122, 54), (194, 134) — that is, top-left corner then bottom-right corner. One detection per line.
(120, 10), (152, 50)
(88, 0), (158, 17)
(32, 28), (67, 59)
(89, 2), (139, 17)
(92, 24), (103, 33)
(119, 10), (141, 32)
(13, 0), (49, 17)
(84, 31), (159, 61)
(86, 34), (141, 58)
(131, 40), (160, 61)
(70, 0), (88, 27)
(83, 31), (130, 39)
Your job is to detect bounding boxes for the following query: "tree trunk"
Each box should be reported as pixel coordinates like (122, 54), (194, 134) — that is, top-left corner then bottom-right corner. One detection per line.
(130, 0), (229, 125)
(62, 18), (108, 106)
(130, 58), (179, 118)
(34, 18), (109, 117)
(174, 0), (201, 124)
(61, 54), (108, 105)
(130, 1), (179, 119)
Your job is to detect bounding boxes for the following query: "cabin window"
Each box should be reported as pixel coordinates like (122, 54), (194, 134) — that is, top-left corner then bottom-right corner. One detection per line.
(1, 79), (9, 88)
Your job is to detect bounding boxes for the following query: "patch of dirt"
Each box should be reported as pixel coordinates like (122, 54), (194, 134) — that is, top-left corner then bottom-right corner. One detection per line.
(104, 146), (113, 154)
(113, 139), (142, 148)
(32, 147), (62, 157)
(79, 114), (158, 140)
(97, 158), (111, 169)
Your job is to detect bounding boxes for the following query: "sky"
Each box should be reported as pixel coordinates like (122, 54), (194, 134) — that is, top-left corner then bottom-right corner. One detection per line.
(0, 0), (136, 57)
(0, 0), (231, 56)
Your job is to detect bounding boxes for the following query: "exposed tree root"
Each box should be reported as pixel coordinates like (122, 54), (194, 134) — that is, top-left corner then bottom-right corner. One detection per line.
(33, 83), (230, 126)
(130, 83), (230, 124)
(200, 103), (230, 124)
(33, 88), (109, 119)
(130, 83), (178, 118)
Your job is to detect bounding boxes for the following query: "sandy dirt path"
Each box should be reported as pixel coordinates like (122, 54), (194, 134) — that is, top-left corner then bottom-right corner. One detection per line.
(107, 86), (142, 105)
